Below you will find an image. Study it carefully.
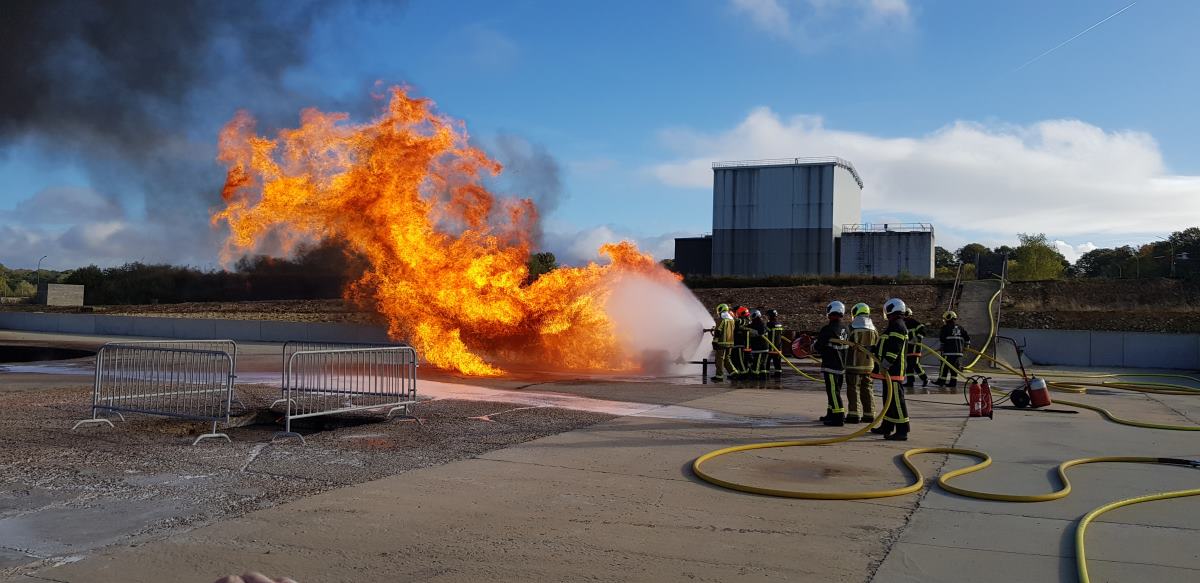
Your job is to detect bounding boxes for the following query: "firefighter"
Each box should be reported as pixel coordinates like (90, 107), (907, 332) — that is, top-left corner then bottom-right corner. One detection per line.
(934, 310), (971, 388)
(766, 309), (785, 376)
(871, 298), (910, 440)
(748, 309), (770, 379)
(730, 306), (753, 379)
(903, 307), (929, 388)
(814, 301), (849, 426)
(709, 304), (735, 382)
(844, 302), (877, 424)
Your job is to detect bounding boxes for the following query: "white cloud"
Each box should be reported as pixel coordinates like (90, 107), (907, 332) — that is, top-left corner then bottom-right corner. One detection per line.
(0, 186), (222, 269)
(731, 0), (791, 37)
(731, 0), (912, 46)
(647, 107), (1200, 239)
(1053, 241), (1098, 263)
(542, 224), (680, 266)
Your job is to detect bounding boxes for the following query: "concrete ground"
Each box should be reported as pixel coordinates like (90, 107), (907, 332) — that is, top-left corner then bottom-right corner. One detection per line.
(1, 330), (1198, 582)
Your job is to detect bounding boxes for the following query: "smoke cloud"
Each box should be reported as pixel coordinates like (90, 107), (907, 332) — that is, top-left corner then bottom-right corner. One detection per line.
(0, 0), (388, 268)
(490, 133), (565, 245)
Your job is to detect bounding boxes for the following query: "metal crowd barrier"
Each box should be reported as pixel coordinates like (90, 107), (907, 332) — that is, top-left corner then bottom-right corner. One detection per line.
(71, 340), (240, 445)
(271, 341), (409, 409)
(273, 344), (418, 444)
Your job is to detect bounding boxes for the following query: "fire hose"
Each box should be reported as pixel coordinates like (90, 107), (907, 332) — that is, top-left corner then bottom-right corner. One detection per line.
(695, 295), (1200, 582)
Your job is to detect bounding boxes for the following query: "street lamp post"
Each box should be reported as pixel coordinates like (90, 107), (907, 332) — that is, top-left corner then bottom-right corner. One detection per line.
(35, 255), (47, 303)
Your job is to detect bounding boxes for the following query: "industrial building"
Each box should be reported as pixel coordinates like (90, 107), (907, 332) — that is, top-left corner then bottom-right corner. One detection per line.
(839, 224), (935, 278)
(674, 157), (935, 278)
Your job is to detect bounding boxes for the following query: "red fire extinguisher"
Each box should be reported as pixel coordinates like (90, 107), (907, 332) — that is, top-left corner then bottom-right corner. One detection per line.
(968, 376), (993, 419)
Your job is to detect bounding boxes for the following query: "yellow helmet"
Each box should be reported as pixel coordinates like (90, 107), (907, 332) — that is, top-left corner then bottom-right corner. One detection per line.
(943, 310), (958, 321)
(851, 303), (870, 317)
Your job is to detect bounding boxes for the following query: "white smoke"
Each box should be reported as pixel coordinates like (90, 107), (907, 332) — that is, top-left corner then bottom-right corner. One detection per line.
(603, 273), (715, 376)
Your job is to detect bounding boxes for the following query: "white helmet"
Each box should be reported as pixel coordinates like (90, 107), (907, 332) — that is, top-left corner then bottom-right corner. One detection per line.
(884, 298), (907, 316)
(826, 300), (846, 316)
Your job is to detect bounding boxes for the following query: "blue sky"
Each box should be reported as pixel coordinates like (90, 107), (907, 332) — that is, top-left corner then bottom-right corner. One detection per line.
(3, 0), (1199, 269)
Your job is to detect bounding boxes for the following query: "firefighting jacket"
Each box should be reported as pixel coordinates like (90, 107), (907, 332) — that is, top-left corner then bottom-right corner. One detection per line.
(877, 318), (909, 379)
(749, 318), (769, 352)
(939, 322), (971, 356)
(733, 317), (756, 348)
(767, 320), (784, 351)
(904, 317), (926, 356)
(814, 318), (849, 373)
(713, 314), (735, 347)
(845, 316), (878, 373)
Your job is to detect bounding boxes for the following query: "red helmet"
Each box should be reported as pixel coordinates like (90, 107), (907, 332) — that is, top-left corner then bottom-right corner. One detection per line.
(735, 306), (751, 318)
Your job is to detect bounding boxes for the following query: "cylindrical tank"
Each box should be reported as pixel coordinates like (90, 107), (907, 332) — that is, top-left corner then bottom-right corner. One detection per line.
(1028, 377), (1052, 408)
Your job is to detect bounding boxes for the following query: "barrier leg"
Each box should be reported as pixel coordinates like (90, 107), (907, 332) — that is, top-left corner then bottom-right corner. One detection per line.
(271, 408), (306, 445)
(71, 418), (115, 431)
(192, 420), (232, 445)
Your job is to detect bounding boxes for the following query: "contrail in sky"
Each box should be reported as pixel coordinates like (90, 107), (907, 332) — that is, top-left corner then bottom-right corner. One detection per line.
(1015, 1), (1138, 72)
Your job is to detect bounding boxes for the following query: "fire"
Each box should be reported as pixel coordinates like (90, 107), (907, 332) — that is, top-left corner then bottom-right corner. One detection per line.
(213, 87), (679, 375)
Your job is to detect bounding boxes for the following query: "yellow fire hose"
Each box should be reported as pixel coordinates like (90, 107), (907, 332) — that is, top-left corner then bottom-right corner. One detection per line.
(695, 296), (1200, 582)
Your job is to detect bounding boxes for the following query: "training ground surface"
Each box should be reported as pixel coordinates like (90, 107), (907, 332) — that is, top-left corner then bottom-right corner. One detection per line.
(1, 329), (1198, 582)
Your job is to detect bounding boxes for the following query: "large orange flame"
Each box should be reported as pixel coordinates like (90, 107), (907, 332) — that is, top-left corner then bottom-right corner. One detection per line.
(213, 87), (679, 375)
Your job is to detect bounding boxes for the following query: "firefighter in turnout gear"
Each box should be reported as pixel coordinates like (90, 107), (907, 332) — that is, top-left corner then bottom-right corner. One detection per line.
(871, 298), (911, 440)
(710, 304), (736, 382)
(766, 309), (785, 376)
(730, 306), (752, 379)
(902, 307), (929, 388)
(844, 302), (878, 424)
(748, 309), (770, 378)
(814, 301), (849, 426)
(934, 311), (971, 388)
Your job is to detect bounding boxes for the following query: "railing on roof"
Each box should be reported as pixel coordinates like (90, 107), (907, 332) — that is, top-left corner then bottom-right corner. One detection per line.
(841, 223), (934, 233)
(711, 157), (864, 189)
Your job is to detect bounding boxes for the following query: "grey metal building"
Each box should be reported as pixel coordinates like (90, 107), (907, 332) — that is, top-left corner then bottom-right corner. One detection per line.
(672, 235), (712, 277)
(839, 224), (935, 278)
(711, 158), (862, 276)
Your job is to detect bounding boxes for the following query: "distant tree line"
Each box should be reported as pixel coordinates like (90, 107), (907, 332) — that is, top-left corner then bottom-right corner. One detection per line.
(2, 243), (565, 306)
(935, 227), (1199, 281)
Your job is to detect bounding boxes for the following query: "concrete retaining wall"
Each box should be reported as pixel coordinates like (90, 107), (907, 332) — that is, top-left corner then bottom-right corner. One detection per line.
(0, 312), (391, 344)
(999, 327), (1200, 370)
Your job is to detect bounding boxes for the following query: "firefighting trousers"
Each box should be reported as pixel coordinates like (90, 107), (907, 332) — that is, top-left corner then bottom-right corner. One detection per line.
(824, 372), (845, 414)
(732, 346), (746, 374)
(714, 346), (734, 378)
(749, 350), (768, 374)
(882, 377), (910, 424)
(939, 355), (962, 381)
(845, 372), (873, 417)
(905, 355), (927, 384)
(767, 352), (782, 372)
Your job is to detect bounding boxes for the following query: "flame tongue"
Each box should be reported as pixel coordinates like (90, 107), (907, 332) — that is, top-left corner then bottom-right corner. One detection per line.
(213, 87), (678, 375)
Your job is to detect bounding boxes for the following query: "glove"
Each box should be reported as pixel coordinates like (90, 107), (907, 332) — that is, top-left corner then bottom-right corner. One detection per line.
(880, 359), (893, 372)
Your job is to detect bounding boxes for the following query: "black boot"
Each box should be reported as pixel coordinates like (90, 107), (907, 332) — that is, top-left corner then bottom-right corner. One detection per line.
(844, 414), (860, 424)
(903, 378), (914, 388)
(921, 375), (929, 387)
(870, 420), (893, 435)
(710, 376), (724, 382)
(932, 378), (946, 387)
(947, 378), (958, 388)
(823, 412), (845, 426)
(885, 422), (910, 441)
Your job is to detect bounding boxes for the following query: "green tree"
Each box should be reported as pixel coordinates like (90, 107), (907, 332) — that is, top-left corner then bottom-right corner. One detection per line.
(0, 278), (12, 297)
(956, 243), (991, 265)
(994, 245), (1016, 257)
(1009, 233), (1067, 281)
(934, 246), (956, 269)
(1075, 246), (1137, 278)
(527, 252), (558, 281)
(12, 280), (36, 297)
